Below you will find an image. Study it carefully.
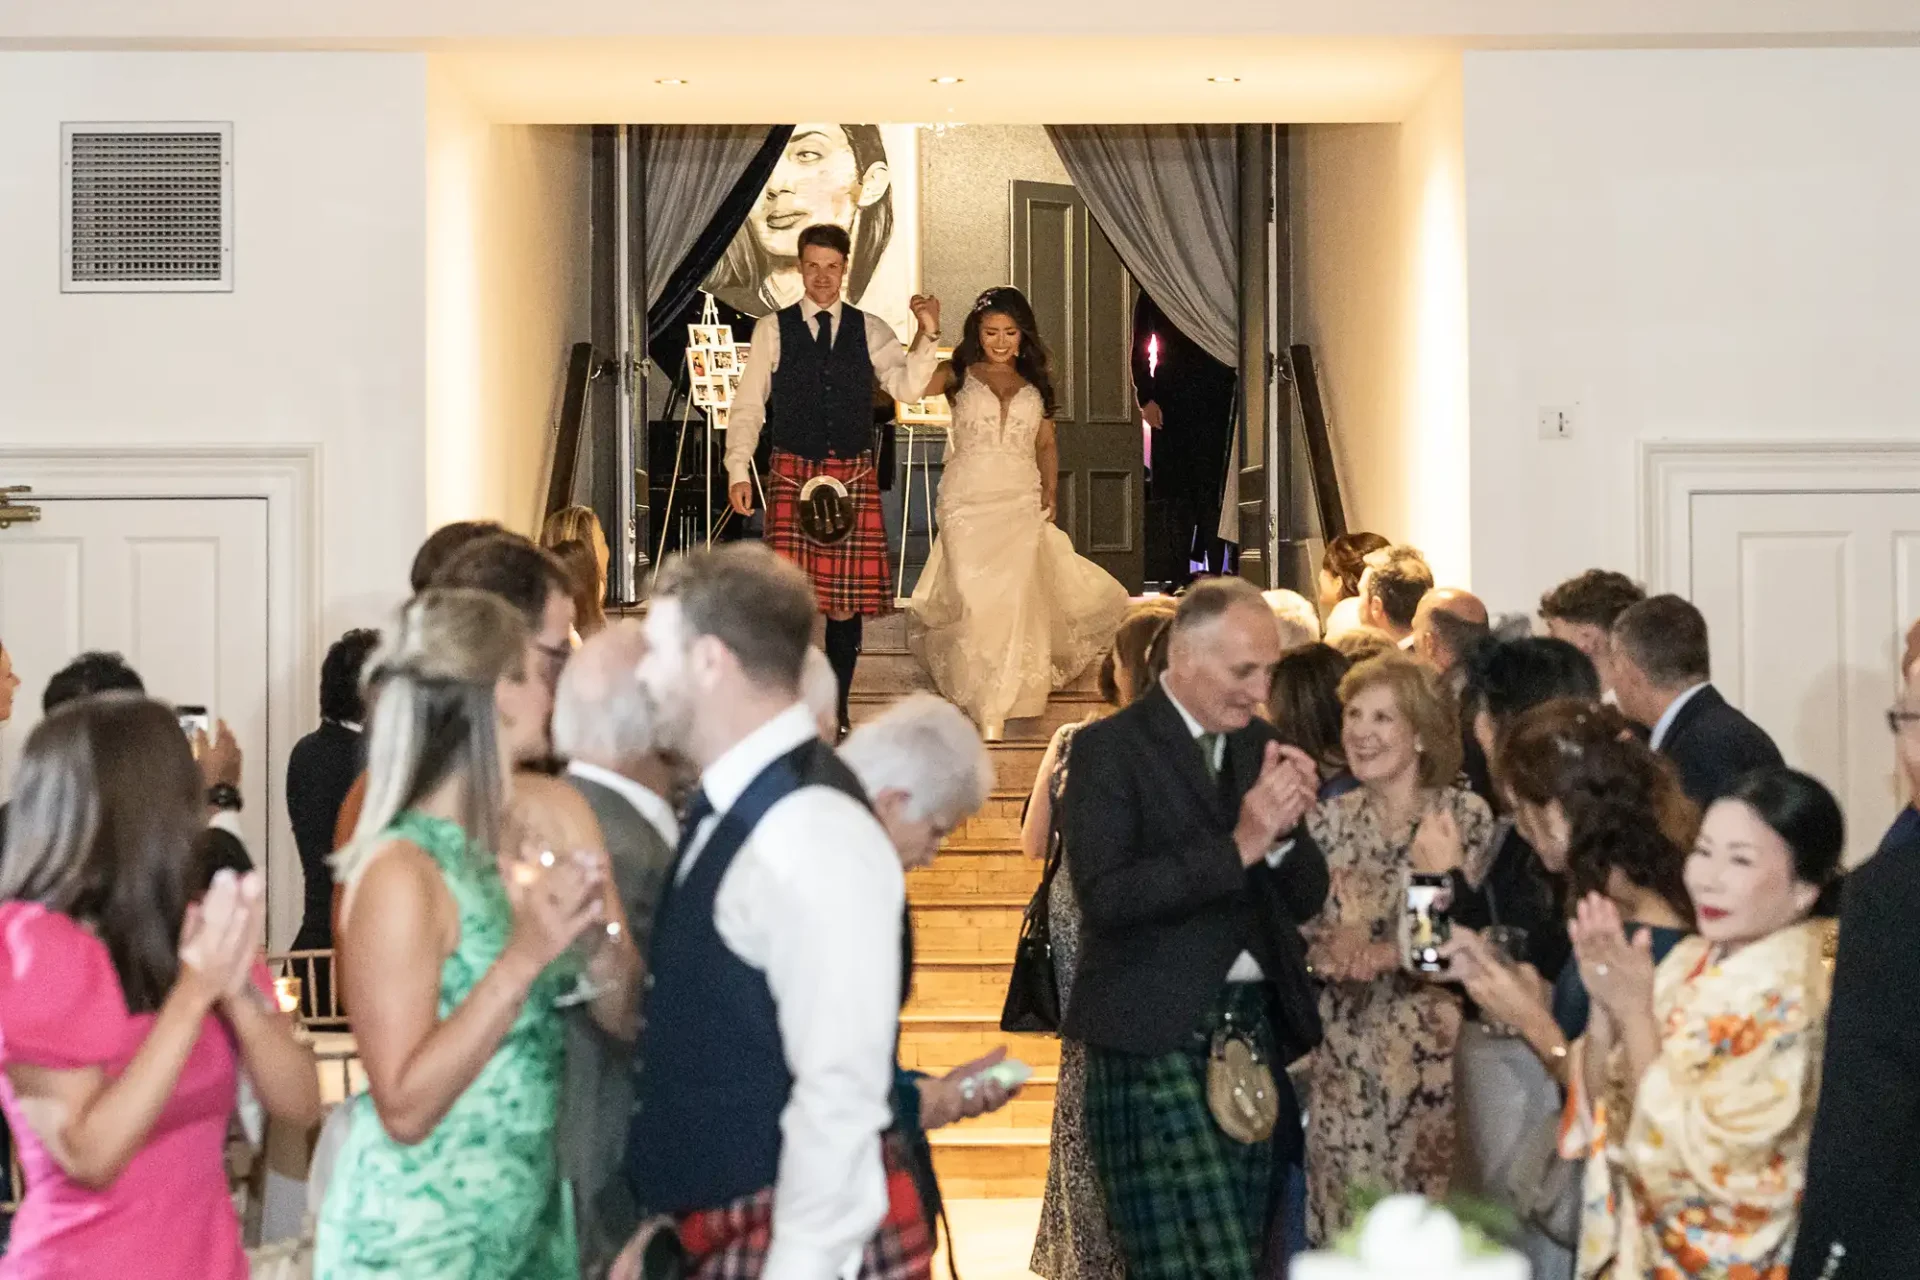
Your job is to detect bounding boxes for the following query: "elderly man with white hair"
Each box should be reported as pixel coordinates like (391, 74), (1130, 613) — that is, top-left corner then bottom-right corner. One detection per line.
(1261, 588), (1321, 653)
(551, 620), (681, 1278)
(837, 692), (1024, 1239)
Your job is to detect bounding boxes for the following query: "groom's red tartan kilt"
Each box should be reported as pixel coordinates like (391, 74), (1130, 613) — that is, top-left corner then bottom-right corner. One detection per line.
(674, 1132), (933, 1280)
(764, 447), (894, 617)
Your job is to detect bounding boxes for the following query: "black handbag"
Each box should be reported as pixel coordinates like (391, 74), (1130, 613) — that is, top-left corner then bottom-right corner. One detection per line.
(1000, 826), (1064, 1033)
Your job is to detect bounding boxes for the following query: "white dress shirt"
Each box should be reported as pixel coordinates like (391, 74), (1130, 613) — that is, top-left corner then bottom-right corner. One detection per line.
(1160, 682), (1283, 983)
(1649, 681), (1710, 751)
(676, 704), (904, 1280)
(724, 298), (941, 487)
(565, 759), (680, 850)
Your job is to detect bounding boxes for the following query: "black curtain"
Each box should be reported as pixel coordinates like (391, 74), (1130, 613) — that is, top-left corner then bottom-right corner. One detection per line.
(646, 126), (792, 362)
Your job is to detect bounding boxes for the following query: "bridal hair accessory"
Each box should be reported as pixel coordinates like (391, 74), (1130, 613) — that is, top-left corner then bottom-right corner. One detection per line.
(797, 475), (857, 546)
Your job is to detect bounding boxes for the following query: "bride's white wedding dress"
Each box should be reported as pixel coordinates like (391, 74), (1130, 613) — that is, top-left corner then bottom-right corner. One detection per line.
(907, 377), (1130, 738)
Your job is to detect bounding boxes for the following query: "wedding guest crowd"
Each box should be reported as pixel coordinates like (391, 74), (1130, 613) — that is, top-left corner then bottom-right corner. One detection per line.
(5, 504), (1919, 1280)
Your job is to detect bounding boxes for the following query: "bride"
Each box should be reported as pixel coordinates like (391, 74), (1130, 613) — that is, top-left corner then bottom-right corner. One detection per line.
(906, 287), (1130, 740)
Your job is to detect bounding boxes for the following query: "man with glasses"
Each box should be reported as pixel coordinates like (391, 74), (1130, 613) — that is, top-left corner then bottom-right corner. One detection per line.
(432, 534), (577, 769)
(1792, 632), (1920, 1280)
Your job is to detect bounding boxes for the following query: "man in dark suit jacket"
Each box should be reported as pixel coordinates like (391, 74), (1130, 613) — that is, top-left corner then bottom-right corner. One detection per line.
(1064, 577), (1328, 1280)
(1610, 594), (1782, 807)
(1790, 655), (1920, 1280)
(551, 623), (682, 1280)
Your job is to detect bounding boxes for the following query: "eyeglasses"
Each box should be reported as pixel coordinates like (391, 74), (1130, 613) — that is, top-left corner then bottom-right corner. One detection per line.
(1887, 707), (1920, 734)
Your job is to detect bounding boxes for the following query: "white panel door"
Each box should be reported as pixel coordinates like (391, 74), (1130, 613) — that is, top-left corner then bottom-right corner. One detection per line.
(0, 498), (275, 926)
(1688, 490), (1920, 864)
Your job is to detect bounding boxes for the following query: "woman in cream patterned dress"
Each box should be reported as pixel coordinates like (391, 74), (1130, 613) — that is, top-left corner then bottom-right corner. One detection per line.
(1026, 601), (1174, 1279)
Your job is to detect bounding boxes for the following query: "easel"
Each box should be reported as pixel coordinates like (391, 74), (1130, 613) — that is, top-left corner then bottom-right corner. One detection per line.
(655, 294), (765, 565)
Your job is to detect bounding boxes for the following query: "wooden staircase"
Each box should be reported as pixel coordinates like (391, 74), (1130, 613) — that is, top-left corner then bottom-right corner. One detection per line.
(853, 613), (1102, 1198)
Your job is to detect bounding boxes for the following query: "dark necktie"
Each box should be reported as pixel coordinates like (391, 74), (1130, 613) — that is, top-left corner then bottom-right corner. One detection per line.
(814, 310), (833, 353)
(678, 788), (714, 858)
(1196, 731), (1221, 782)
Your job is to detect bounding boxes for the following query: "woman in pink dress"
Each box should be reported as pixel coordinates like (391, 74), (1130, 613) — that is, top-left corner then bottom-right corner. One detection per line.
(0, 694), (321, 1279)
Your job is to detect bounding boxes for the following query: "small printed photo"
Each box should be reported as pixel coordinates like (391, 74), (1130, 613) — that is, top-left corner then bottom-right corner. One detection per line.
(734, 342), (751, 366)
(726, 374), (742, 400)
(692, 377), (719, 407)
(710, 347), (737, 374)
(688, 349), (710, 378)
(712, 406), (730, 430)
(699, 325), (731, 348)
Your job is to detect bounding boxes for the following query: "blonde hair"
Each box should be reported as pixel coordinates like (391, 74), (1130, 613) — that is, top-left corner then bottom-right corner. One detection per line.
(1338, 651), (1461, 788)
(540, 504), (602, 551)
(333, 589), (529, 885)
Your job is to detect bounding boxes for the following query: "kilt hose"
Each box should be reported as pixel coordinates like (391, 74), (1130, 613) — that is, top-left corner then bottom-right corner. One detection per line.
(674, 1131), (933, 1280)
(765, 447), (895, 617)
(1084, 982), (1278, 1280)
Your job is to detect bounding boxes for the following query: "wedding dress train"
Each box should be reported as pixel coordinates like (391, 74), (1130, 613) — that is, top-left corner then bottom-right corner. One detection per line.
(906, 378), (1130, 738)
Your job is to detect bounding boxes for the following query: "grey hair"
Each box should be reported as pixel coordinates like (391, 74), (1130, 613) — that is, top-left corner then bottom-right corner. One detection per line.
(801, 647), (838, 726)
(838, 694), (992, 827)
(1261, 589), (1321, 650)
(1169, 575), (1269, 648)
(552, 622), (655, 766)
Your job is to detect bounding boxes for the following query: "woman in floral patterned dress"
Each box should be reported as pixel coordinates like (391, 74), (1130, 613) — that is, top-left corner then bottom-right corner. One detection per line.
(1302, 653), (1495, 1244)
(1026, 600), (1174, 1279)
(1565, 767), (1841, 1280)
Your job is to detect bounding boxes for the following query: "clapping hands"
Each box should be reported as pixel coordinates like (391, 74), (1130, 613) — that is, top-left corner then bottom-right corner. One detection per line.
(1568, 893), (1656, 1022)
(1234, 742), (1319, 868)
(179, 869), (265, 1007)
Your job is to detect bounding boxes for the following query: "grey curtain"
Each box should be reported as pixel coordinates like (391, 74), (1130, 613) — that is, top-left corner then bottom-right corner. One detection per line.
(1045, 125), (1244, 542)
(634, 126), (779, 311)
(1044, 125), (1239, 367)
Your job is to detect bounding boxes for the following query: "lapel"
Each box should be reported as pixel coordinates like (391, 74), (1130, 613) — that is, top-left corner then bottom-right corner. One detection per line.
(1137, 684), (1230, 823)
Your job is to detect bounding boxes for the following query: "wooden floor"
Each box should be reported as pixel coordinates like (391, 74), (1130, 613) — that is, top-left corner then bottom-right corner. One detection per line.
(935, 1198), (1045, 1280)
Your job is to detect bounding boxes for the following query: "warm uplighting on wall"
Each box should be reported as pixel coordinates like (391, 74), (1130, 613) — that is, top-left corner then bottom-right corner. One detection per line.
(1208, 76), (1242, 84)
(931, 76), (964, 85)
(655, 78), (689, 86)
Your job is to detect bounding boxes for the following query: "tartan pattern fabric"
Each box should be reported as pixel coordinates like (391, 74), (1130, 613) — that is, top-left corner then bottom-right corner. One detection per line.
(1085, 983), (1277, 1280)
(765, 447), (895, 617)
(675, 1132), (932, 1280)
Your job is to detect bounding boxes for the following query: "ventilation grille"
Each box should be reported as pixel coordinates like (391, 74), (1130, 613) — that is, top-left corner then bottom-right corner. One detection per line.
(62, 123), (232, 293)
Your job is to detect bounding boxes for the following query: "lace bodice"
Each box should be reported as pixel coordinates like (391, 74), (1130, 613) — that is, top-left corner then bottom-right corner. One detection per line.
(949, 376), (1045, 457)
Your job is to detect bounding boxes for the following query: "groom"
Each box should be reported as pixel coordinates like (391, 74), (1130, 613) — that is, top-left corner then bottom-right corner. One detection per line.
(726, 222), (942, 736)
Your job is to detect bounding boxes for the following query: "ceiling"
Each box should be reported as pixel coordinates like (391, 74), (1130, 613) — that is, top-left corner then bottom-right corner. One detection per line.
(436, 38), (1455, 125)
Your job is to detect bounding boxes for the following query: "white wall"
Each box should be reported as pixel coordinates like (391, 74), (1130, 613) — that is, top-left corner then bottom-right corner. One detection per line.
(1291, 65), (1468, 583)
(426, 70), (591, 536)
(1465, 48), (1920, 613)
(0, 51), (429, 635)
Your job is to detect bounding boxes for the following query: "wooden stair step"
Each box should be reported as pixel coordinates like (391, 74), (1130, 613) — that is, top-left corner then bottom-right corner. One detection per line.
(896, 1015), (1060, 1073)
(927, 1127), (1052, 1199)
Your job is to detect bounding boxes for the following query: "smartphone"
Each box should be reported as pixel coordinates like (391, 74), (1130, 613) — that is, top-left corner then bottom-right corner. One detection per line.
(1405, 872), (1452, 973)
(176, 704), (211, 739)
(973, 1059), (1033, 1092)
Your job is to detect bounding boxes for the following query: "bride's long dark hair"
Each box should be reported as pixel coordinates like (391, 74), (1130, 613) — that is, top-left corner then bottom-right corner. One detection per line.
(948, 286), (1058, 417)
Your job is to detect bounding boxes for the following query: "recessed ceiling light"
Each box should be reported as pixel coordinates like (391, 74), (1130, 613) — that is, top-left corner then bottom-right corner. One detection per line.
(1208, 75), (1241, 84)
(656, 77), (689, 86)
(932, 76), (964, 84)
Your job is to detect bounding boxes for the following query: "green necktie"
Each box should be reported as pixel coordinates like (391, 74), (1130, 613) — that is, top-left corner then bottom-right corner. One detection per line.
(1196, 731), (1221, 780)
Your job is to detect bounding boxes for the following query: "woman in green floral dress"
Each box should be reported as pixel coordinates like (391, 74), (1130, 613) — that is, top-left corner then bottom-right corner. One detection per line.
(316, 588), (630, 1279)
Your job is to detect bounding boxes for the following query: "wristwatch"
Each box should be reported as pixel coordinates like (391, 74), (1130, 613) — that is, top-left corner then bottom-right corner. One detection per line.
(208, 782), (243, 813)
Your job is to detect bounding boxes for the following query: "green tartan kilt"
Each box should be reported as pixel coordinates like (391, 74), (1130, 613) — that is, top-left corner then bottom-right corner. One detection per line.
(1083, 983), (1277, 1280)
